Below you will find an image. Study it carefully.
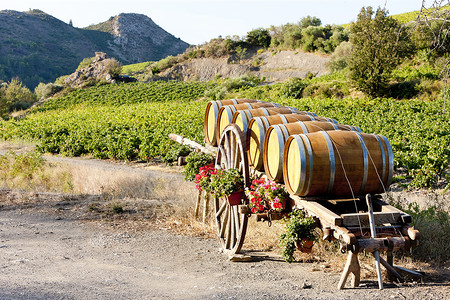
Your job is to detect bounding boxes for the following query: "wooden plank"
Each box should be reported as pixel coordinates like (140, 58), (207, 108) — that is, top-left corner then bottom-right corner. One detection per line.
(341, 212), (401, 227)
(169, 133), (216, 155)
(373, 198), (412, 224)
(393, 266), (424, 281)
(291, 196), (343, 226)
(328, 198), (360, 205)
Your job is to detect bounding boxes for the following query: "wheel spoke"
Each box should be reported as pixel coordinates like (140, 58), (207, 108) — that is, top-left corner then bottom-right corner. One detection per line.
(230, 133), (236, 168)
(225, 132), (231, 168)
(233, 206), (240, 242)
(229, 206), (236, 248)
(234, 142), (240, 169)
(226, 207), (232, 248)
(218, 147), (227, 168)
(220, 205), (229, 238)
(216, 201), (227, 218)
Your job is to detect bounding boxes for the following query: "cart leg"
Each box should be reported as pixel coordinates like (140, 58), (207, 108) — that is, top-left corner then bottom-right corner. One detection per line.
(194, 190), (201, 219)
(338, 251), (360, 289)
(202, 192), (210, 223)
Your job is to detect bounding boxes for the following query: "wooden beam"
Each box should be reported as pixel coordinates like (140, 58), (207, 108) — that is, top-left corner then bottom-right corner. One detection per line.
(341, 212), (401, 226)
(373, 198), (412, 224)
(357, 237), (409, 252)
(169, 133), (216, 155)
(291, 196), (343, 226)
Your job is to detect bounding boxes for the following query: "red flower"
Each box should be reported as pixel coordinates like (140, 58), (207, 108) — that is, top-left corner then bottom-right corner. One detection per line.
(251, 207), (257, 214)
(258, 204), (264, 211)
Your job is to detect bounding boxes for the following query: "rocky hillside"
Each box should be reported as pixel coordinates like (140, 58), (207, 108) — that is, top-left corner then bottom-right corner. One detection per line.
(85, 13), (188, 64)
(160, 51), (330, 82)
(0, 9), (189, 89)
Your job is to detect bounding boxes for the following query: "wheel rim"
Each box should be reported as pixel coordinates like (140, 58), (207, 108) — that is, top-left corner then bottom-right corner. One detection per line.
(214, 124), (250, 255)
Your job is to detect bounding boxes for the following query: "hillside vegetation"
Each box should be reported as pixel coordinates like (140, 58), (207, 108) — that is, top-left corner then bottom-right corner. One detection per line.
(0, 10), (188, 89)
(0, 5), (449, 191)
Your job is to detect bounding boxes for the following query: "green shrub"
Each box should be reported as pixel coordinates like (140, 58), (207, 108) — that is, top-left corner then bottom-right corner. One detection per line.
(34, 82), (64, 99)
(182, 151), (215, 181)
(281, 77), (307, 99)
(0, 79), (36, 116)
(105, 58), (122, 77)
(329, 41), (352, 72)
(76, 57), (93, 70)
(161, 144), (191, 164)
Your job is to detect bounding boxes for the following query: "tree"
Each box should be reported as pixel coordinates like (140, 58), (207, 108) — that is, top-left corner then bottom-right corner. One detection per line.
(299, 16), (321, 28)
(246, 28), (271, 48)
(348, 7), (413, 96)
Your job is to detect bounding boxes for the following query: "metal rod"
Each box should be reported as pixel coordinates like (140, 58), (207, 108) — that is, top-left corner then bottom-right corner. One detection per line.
(366, 194), (383, 290)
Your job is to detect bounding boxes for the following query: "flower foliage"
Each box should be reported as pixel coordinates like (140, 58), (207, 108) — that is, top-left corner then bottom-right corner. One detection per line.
(245, 177), (289, 213)
(279, 209), (317, 263)
(194, 164), (216, 192)
(209, 168), (244, 198)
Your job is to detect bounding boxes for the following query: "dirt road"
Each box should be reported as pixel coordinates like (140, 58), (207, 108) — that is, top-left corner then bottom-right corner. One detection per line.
(0, 202), (448, 299)
(0, 149), (448, 299)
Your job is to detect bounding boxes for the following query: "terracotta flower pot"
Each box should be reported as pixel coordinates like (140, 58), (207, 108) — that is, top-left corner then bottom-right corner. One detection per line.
(227, 190), (243, 206)
(296, 239), (314, 253)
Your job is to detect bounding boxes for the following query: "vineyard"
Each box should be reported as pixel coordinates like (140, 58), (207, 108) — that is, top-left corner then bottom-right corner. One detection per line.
(1, 81), (212, 161)
(0, 80), (449, 188)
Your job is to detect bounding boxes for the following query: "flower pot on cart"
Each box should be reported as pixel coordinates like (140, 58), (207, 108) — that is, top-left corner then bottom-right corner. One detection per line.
(227, 190), (243, 206)
(296, 239), (314, 253)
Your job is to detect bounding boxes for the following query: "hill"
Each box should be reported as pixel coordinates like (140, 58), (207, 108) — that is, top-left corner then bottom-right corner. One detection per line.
(0, 9), (189, 89)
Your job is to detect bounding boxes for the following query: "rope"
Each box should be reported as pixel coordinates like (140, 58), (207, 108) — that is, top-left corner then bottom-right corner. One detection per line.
(326, 134), (365, 238)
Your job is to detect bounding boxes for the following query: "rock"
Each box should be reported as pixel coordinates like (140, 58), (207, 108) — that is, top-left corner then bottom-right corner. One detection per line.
(228, 253), (253, 262)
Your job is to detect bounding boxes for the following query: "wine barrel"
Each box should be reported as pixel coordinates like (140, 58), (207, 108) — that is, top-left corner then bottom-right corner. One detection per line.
(204, 99), (261, 146)
(247, 114), (339, 170)
(215, 102), (281, 143)
(231, 107), (316, 138)
(283, 130), (394, 197)
(263, 121), (362, 181)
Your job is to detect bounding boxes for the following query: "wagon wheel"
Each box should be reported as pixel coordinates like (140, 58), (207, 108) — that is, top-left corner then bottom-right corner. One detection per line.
(214, 124), (250, 255)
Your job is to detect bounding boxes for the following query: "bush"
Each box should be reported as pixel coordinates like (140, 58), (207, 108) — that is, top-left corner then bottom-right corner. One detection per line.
(0, 78), (36, 116)
(281, 77), (307, 99)
(76, 57), (94, 70)
(182, 151), (215, 181)
(329, 41), (352, 72)
(161, 144), (191, 165)
(204, 75), (263, 100)
(34, 82), (64, 99)
(105, 58), (122, 77)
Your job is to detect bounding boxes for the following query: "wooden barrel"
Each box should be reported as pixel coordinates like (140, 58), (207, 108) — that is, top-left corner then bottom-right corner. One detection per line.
(263, 121), (361, 181)
(215, 102), (281, 142)
(283, 130), (394, 197)
(231, 107), (316, 137)
(247, 114), (339, 170)
(204, 99), (261, 146)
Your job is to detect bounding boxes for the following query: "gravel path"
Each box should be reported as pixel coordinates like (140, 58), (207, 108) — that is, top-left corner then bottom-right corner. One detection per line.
(0, 208), (448, 300)
(0, 144), (447, 299)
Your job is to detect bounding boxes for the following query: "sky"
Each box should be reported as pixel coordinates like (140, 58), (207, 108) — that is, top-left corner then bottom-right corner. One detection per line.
(3, 0), (426, 45)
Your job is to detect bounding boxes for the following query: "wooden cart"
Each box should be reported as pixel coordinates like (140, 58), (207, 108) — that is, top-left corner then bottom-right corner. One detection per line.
(170, 122), (421, 290)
